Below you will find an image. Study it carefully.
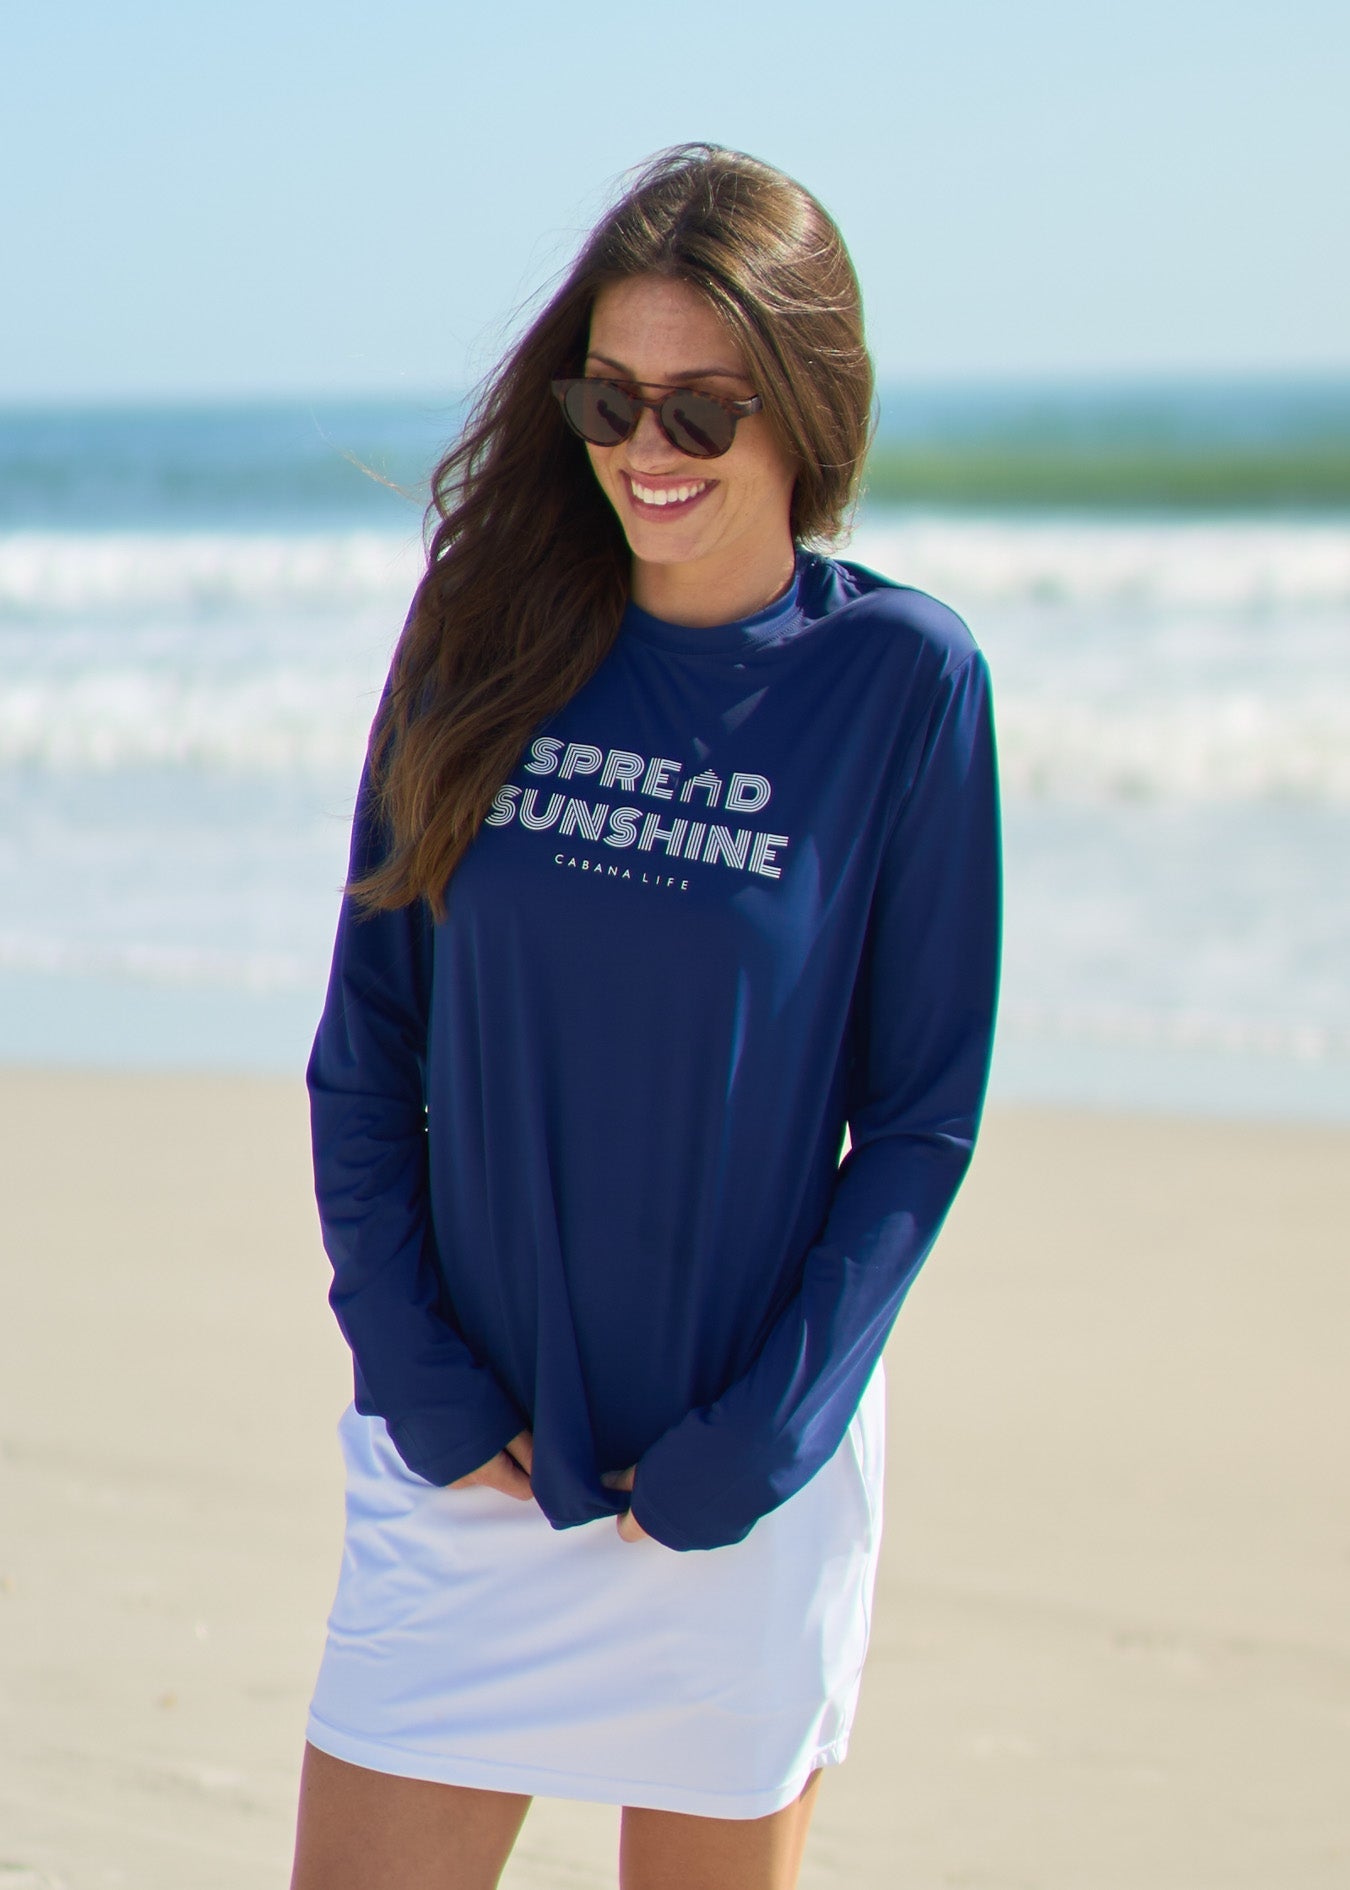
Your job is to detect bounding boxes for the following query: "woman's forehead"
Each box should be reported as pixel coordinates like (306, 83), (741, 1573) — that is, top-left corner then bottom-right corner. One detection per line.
(585, 277), (750, 384)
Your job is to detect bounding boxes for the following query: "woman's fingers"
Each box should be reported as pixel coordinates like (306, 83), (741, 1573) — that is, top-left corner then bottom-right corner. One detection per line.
(449, 1438), (535, 1500)
(486, 1450), (534, 1500)
(599, 1464), (648, 1541)
(450, 1445), (646, 1525)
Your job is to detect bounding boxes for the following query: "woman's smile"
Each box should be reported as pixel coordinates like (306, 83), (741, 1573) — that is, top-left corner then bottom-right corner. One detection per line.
(622, 471), (713, 515)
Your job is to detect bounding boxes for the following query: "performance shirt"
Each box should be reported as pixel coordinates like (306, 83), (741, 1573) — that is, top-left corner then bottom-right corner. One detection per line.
(307, 549), (1001, 1552)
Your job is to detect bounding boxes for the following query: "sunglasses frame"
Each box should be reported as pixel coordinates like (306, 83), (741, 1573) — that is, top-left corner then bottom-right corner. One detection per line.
(550, 377), (764, 460)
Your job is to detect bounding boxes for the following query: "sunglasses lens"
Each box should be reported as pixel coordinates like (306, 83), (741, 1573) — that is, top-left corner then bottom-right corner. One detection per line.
(562, 380), (637, 447)
(660, 391), (736, 458)
(555, 380), (743, 457)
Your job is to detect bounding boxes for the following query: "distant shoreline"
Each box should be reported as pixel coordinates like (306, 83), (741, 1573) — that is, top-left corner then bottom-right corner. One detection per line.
(862, 443), (1350, 509)
(2, 378), (1348, 522)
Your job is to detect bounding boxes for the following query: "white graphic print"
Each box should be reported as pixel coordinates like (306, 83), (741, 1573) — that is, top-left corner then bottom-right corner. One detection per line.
(483, 735), (790, 881)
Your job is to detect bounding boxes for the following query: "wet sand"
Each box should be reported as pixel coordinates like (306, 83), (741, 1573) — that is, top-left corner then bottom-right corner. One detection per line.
(1, 1068), (1346, 1888)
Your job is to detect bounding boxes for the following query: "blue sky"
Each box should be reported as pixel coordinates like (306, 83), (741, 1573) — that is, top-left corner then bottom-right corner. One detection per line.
(2, 0), (1345, 401)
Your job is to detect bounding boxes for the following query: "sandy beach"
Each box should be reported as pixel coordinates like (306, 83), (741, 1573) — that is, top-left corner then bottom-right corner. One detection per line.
(1, 1067), (1346, 1888)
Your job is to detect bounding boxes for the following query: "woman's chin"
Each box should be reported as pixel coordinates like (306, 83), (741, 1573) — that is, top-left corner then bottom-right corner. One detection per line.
(624, 527), (716, 572)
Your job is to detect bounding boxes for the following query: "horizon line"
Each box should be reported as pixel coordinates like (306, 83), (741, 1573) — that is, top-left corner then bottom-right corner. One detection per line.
(4, 365), (1350, 415)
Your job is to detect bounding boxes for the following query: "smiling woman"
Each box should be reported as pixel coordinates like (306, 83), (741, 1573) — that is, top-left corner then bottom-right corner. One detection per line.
(292, 143), (1000, 1890)
(341, 149), (875, 921)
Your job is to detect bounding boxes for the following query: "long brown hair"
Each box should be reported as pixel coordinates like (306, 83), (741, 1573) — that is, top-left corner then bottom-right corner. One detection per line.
(353, 142), (875, 917)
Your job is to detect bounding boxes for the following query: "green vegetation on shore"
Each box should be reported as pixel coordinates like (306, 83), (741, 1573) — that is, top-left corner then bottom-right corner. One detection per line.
(860, 444), (1350, 511)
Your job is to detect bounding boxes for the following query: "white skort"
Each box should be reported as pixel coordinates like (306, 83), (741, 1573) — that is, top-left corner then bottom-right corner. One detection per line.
(306, 1359), (886, 1820)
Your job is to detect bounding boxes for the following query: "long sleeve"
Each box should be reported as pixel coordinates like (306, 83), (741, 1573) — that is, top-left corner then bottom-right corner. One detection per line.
(629, 649), (1002, 1551)
(307, 742), (528, 1486)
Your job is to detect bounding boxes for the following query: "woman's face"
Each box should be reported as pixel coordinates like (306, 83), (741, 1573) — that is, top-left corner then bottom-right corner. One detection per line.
(581, 275), (798, 619)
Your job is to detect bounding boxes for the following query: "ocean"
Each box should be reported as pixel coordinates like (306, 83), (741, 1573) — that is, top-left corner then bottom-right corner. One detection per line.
(1, 394), (1347, 1120)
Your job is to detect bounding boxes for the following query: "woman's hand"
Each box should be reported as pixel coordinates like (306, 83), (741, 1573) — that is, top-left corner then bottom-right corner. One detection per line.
(600, 1464), (649, 1542)
(449, 1429), (534, 1500)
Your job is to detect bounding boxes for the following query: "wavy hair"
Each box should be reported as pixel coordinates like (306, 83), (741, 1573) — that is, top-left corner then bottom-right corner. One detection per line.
(353, 142), (875, 917)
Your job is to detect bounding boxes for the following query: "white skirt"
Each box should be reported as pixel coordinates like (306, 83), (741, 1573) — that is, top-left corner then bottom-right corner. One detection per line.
(306, 1360), (886, 1820)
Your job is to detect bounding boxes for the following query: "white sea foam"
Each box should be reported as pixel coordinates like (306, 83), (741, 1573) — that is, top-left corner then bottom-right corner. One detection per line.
(0, 667), (379, 773)
(2, 519), (1349, 803)
(7, 660), (1345, 799)
(2, 517), (1347, 619)
(849, 513), (1350, 611)
(995, 691), (1350, 803)
(851, 512), (1350, 807)
(0, 530), (409, 772)
(0, 528), (423, 619)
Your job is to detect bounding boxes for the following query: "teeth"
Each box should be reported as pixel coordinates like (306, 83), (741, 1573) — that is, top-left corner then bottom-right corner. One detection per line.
(630, 479), (707, 507)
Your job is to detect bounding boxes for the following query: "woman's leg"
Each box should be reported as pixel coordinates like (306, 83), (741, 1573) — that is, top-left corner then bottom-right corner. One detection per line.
(618, 1764), (824, 1890)
(289, 1742), (532, 1890)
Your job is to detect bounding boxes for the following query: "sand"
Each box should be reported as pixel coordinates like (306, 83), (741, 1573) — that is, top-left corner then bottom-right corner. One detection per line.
(1, 1067), (1346, 1889)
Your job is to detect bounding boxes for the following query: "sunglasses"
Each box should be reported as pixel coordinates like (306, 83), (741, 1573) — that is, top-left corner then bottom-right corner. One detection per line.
(550, 377), (763, 460)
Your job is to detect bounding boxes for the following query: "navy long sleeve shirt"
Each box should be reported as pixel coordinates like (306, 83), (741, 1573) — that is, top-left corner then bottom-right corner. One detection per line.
(307, 550), (1001, 1552)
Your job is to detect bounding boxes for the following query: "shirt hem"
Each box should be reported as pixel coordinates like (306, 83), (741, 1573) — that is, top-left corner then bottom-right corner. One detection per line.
(305, 1709), (849, 1819)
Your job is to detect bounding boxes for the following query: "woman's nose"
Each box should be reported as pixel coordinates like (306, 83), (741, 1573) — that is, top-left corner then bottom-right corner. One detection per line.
(626, 404), (681, 466)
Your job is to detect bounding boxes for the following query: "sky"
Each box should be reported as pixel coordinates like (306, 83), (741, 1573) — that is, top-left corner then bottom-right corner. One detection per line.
(2, 0), (1346, 403)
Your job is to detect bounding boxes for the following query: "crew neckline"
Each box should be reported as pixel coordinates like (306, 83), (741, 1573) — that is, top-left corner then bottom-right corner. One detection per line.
(620, 555), (809, 656)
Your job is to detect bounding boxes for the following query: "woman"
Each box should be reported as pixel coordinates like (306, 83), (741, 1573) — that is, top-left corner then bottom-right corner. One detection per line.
(292, 143), (1000, 1890)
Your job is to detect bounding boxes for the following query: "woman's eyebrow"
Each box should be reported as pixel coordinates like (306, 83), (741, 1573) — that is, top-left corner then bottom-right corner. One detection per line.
(584, 351), (748, 382)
